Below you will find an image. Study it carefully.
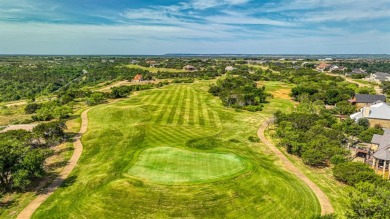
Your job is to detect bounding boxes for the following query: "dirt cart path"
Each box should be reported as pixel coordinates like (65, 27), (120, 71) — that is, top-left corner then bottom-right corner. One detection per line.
(16, 108), (91, 219)
(257, 119), (334, 215)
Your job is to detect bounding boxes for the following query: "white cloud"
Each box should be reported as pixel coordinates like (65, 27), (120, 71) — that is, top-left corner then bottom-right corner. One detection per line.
(190, 0), (251, 9)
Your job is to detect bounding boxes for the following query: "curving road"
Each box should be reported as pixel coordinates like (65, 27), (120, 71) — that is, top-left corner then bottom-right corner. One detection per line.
(257, 119), (334, 215)
(16, 108), (91, 219)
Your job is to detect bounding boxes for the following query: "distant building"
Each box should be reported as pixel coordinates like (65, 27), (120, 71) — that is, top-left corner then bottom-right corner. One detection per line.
(132, 74), (143, 82)
(368, 72), (390, 83)
(316, 63), (331, 72)
(146, 60), (157, 67)
(350, 101), (390, 128)
(345, 68), (366, 76)
(349, 94), (386, 108)
(225, 66), (236, 71)
(183, 65), (197, 71)
(330, 65), (347, 72)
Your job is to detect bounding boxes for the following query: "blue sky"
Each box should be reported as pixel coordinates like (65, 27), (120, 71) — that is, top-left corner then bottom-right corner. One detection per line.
(0, 0), (389, 54)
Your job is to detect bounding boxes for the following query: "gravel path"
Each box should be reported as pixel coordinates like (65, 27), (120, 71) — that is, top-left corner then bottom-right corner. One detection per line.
(257, 119), (334, 215)
(16, 108), (91, 219)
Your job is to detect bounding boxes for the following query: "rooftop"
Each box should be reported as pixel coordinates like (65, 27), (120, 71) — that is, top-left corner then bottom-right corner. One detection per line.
(354, 94), (386, 103)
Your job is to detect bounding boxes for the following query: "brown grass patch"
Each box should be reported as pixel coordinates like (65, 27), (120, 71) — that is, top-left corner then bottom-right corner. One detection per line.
(272, 88), (291, 100)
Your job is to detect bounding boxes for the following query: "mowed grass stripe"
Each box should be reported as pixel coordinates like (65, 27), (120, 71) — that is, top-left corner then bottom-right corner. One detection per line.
(151, 127), (190, 144)
(164, 85), (183, 125)
(172, 85), (186, 125)
(196, 91), (205, 126)
(153, 88), (177, 124)
(177, 86), (188, 125)
(143, 90), (162, 107)
(183, 86), (191, 126)
(211, 110), (222, 129)
(188, 88), (196, 126)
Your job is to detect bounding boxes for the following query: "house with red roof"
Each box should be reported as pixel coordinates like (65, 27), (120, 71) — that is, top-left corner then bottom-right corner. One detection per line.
(132, 74), (143, 82)
(316, 63), (331, 72)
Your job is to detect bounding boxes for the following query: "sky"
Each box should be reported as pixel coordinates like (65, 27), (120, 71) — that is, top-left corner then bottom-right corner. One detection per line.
(0, 0), (389, 55)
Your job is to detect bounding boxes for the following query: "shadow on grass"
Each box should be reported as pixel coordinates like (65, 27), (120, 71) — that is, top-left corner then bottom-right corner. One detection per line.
(0, 199), (17, 209)
(59, 175), (77, 188)
(46, 160), (69, 170)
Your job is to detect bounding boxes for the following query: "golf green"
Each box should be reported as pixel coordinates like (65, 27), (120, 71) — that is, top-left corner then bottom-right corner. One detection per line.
(128, 147), (248, 184)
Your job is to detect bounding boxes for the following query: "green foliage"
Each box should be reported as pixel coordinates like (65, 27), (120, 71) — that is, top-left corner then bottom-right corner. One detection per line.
(209, 76), (269, 110)
(0, 131), (47, 191)
(86, 92), (106, 106)
(358, 127), (384, 142)
(330, 155), (347, 165)
(32, 102), (72, 121)
(110, 85), (153, 99)
(332, 162), (379, 186)
(357, 118), (370, 129)
(380, 81), (390, 95)
(275, 110), (347, 167)
(172, 78), (194, 83)
(347, 182), (390, 218)
(24, 103), (41, 114)
(334, 101), (356, 115)
(32, 121), (67, 146)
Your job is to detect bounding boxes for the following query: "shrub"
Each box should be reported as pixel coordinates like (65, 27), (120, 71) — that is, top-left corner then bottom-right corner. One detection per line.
(333, 162), (379, 186)
(24, 103), (41, 114)
(330, 155), (347, 165)
(248, 136), (260, 142)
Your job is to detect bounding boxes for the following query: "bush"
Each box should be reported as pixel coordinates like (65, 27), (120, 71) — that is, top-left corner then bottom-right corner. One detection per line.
(330, 155), (347, 165)
(302, 149), (328, 167)
(86, 92), (106, 105)
(333, 162), (379, 186)
(24, 103), (41, 114)
(243, 105), (263, 112)
(248, 136), (260, 142)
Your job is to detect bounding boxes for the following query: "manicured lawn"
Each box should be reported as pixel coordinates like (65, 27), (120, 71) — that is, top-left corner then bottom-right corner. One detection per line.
(32, 81), (320, 218)
(128, 147), (249, 184)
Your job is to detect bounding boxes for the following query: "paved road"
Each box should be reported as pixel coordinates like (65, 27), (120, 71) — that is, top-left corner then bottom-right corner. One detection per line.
(16, 108), (91, 219)
(257, 119), (334, 215)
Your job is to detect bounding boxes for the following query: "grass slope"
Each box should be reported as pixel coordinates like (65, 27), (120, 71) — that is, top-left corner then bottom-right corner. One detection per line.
(33, 81), (320, 218)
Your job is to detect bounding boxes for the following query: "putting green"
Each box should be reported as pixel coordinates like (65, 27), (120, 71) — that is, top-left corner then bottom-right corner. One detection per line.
(128, 147), (248, 184)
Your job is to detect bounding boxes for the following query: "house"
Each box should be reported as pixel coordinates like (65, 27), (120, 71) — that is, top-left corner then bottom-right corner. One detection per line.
(225, 66), (236, 71)
(350, 101), (390, 128)
(146, 60), (157, 67)
(349, 94), (386, 108)
(132, 74), (143, 82)
(330, 65), (347, 72)
(370, 129), (390, 178)
(316, 63), (331, 72)
(345, 68), (366, 76)
(183, 65), (197, 71)
(367, 72), (390, 83)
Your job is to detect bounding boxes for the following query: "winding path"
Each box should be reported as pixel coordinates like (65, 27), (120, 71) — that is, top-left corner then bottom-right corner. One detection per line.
(16, 108), (91, 219)
(325, 72), (382, 94)
(257, 119), (334, 215)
